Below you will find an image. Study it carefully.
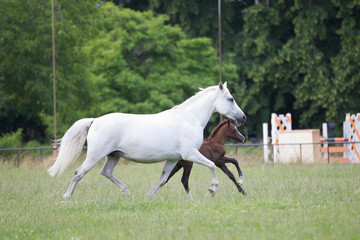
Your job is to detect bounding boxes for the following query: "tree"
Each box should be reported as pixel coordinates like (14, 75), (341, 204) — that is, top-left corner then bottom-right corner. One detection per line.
(0, 0), (100, 141)
(84, 4), (238, 118)
(329, 0), (360, 123)
(233, 3), (284, 134)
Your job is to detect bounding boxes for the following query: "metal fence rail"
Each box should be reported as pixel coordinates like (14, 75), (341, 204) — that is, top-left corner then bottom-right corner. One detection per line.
(0, 146), (56, 168)
(1, 141), (359, 167)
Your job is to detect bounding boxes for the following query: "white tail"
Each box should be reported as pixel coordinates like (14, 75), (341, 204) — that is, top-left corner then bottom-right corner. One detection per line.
(48, 118), (94, 177)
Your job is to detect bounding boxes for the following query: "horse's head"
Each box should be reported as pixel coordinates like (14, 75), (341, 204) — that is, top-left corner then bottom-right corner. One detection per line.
(225, 119), (245, 143)
(214, 82), (246, 125)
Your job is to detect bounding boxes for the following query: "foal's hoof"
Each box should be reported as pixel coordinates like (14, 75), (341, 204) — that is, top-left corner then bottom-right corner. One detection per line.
(241, 189), (247, 196)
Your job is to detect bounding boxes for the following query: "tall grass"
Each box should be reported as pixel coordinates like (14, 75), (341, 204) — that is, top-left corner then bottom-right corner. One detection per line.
(1, 161), (359, 240)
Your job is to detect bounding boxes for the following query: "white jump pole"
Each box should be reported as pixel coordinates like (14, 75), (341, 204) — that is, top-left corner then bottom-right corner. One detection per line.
(322, 123), (328, 159)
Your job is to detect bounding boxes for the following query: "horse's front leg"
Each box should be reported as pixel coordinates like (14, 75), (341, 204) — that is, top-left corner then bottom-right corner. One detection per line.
(221, 156), (244, 185)
(182, 149), (219, 196)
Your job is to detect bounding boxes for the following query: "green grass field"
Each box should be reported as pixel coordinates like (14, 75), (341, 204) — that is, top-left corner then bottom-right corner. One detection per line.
(1, 159), (360, 240)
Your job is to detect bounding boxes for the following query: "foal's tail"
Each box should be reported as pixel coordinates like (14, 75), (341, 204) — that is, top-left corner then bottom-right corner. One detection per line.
(48, 118), (94, 177)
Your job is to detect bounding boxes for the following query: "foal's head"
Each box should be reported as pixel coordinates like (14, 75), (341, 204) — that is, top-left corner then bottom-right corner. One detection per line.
(225, 119), (245, 143)
(207, 119), (245, 143)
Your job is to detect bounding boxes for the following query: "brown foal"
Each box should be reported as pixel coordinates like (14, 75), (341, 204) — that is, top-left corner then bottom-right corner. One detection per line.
(165, 119), (247, 197)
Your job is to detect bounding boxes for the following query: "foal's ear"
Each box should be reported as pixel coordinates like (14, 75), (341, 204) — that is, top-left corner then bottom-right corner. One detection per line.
(219, 81), (223, 90)
(227, 118), (231, 125)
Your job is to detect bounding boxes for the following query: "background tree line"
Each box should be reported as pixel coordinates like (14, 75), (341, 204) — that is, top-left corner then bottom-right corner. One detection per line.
(0, 0), (359, 146)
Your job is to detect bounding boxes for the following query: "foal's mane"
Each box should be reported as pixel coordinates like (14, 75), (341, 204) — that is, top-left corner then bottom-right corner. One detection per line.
(206, 119), (230, 141)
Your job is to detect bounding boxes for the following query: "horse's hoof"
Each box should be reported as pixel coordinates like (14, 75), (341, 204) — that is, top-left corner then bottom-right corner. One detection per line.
(208, 186), (217, 197)
(63, 193), (71, 200)
(122, 188), (130, 196)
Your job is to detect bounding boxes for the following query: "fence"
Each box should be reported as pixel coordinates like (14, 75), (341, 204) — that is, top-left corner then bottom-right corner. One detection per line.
(0, 146), (56, 168)
(1, 141), (360, 168)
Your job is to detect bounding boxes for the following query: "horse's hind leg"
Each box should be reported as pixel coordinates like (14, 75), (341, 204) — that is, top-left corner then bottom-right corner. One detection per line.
(63, 154), (101, 199)
(148, 161), (178, 196)
(165, 162), (183, 185)
(100, 154), (130, 195)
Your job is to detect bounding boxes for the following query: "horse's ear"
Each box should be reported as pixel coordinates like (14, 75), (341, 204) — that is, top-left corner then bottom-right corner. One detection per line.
(219, 82), (223, 90)
(223, 81), (227, 88)
(227, 118), (231, 125)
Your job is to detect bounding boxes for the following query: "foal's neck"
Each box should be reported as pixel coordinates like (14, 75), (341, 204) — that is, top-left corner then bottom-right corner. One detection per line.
(209, 125), (227, 146)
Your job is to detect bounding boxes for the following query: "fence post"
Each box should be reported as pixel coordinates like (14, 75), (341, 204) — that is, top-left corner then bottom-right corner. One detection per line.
(322, 123), (328, 159)
(327, 143), (330, 164)
(16, 150), (20, 168)
(263, 123), (269, 163)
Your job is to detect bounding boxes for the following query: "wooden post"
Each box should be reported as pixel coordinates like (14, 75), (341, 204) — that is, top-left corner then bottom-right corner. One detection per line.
(51, 0), (57, 142)
(263, 123), (269, 163)
(16, 150), (20, 168)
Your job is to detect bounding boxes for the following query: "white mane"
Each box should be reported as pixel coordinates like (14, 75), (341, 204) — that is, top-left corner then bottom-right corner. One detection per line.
(173, 85), (219, 109)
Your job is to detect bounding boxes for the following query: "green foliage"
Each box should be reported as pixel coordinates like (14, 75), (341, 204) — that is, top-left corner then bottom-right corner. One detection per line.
(0, 129), (23, 148)
(0, 0), (100, 140)
(234, 3), (283, 133)
(232, 1), (360, 132)
(275, 5), (330, 127)
(152, 0), (247, 53)
(0, 129), (23, 157)
(84, 4), (236, 116)
(1, 0), (360, 144)
(329, 0), (360, 122)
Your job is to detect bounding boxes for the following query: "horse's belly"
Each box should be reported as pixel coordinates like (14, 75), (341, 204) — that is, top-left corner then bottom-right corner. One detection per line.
(117, 135), (182, 162)
(120, 146), (181, 163)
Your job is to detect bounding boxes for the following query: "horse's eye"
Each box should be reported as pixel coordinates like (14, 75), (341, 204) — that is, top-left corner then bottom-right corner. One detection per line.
(228, 97), (234, 102)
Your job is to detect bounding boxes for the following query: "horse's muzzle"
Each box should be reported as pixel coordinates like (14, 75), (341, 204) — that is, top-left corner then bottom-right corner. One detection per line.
(236, 115), (247, 125)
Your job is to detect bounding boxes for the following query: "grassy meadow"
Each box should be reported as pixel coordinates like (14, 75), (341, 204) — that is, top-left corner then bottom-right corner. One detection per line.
(1, 154), (360, 240)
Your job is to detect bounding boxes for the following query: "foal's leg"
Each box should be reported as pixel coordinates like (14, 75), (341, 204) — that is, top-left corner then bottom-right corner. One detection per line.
(180, 161), (194, 200)
(147, 161), (178, 196)
(216, 161), (247, 196)
(221, 156), (244, 185)
(165, 162), (183, 185)
(100, 154), (130, 195)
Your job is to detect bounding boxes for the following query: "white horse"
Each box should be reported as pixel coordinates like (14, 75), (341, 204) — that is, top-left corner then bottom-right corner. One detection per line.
(48, 82), (246, 199)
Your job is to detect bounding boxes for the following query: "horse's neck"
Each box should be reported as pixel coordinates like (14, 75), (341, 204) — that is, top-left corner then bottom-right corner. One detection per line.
(181, 92), (218, 128)
(209, 126), (227, 146)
